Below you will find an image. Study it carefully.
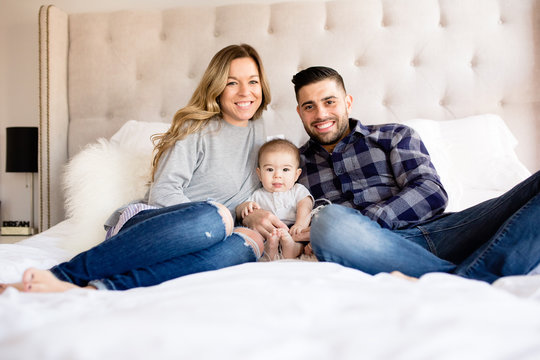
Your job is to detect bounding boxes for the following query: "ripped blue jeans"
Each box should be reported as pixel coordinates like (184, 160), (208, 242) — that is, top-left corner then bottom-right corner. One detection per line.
(51, 201), (258, 290)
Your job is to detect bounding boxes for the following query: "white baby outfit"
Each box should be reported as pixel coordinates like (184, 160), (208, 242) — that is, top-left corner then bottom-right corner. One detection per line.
(247, 183), (313, 225)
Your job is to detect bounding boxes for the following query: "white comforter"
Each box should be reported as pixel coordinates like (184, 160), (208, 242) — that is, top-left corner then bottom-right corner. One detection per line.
(1, 220), (540, 360)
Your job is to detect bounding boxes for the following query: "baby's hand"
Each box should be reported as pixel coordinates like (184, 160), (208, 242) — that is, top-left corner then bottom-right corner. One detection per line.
(241, 201), (260, 219)
(289, 224), (306, 235)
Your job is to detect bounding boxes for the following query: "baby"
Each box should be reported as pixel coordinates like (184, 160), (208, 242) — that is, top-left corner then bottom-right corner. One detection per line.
(236, 139), (313, 260)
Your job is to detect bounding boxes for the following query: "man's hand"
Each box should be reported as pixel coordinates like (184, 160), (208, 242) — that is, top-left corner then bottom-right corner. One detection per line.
(242, 208), (287, 240)
(241, 201), (261, 219)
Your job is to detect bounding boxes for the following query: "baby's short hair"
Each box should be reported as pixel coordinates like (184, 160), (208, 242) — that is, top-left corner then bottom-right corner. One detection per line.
(258, 139), (300, 167)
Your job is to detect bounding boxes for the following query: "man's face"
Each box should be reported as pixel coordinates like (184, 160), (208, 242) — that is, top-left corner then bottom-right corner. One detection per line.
(296, 79), (353, 152)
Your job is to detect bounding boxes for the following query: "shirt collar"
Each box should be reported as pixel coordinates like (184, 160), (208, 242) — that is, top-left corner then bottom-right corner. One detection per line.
(349, 118), (370, 137)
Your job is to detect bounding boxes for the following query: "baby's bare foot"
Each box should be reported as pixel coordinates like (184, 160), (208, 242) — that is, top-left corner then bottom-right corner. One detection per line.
(22, 268), (83, 293)
(279, 229), (303, 259)
(261, 233), (280, 261)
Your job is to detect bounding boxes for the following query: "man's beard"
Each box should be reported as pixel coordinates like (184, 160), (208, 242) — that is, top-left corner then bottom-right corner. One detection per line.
(305, 115), (349, 146)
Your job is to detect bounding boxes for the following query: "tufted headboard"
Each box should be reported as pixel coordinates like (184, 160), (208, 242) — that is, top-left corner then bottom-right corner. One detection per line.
(38, 0), (540, 231)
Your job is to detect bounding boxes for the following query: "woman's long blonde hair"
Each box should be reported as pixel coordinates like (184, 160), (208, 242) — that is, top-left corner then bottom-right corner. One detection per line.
(151, 44), (271, 180)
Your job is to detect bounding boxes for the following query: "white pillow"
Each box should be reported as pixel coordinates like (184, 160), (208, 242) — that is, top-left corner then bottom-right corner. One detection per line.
(110, 119), (171, 153)
(402, 118), (463, 212)
(403, 114), (531, 211)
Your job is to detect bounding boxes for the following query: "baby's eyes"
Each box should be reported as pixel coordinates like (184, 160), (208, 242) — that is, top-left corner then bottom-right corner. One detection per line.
(265, 167), (292, 172)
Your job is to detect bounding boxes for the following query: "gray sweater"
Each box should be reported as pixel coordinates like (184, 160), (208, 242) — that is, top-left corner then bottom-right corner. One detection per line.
(104, 118), (265, 230)
(148, 118), (265, 216)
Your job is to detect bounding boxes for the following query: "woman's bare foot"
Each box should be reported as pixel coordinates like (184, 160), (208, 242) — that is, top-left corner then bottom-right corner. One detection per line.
(391, 271), (418, 282)
(22, 268), (89, 293)
(0, 282), (25, 294)
(278, 229), (303, 259)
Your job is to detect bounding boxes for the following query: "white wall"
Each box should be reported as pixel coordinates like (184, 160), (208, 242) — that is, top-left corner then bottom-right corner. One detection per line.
(0, 0), (316, 228)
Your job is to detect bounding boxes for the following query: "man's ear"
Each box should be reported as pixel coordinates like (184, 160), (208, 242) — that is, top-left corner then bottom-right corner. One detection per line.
(345, 94), (353, 114)
(294, 168), (302, 182)
(296, 105), (301, 117)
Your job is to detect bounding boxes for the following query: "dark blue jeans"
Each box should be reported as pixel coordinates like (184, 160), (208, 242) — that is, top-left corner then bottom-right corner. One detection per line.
(310, 171), (540, 283)
(51, 201), (258, 290)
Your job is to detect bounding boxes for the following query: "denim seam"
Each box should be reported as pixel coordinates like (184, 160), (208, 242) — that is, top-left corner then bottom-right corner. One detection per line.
(459, 194), (532, 277)
(416, 226), (438, 256)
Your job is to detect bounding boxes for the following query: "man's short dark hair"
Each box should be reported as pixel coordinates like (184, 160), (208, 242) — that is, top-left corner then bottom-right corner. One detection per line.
(291, 66), (346, 100)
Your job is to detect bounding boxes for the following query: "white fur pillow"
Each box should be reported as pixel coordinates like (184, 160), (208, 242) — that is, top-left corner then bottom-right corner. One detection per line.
(62, 139), (153, 253)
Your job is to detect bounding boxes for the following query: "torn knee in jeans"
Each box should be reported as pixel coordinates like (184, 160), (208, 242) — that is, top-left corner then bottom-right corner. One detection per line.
(208, 201), (234, 236)
(233, 227), (264, 259)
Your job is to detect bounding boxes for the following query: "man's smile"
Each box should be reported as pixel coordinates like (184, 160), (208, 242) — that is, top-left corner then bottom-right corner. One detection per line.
(313, 120), (335, 133)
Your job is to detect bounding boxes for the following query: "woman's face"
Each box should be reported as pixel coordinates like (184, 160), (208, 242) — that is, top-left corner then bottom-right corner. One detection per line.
(219, 57), (263, 127)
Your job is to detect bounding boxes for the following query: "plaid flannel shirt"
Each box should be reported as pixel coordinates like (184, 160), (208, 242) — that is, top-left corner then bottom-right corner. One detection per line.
(298, 118), (448, 229)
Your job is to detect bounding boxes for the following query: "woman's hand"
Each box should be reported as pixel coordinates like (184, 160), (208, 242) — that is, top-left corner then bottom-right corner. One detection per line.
(242, 208), (287, 240)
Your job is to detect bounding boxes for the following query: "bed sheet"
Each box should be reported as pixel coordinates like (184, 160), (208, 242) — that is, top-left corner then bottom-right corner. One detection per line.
(1, 221), (540, 359)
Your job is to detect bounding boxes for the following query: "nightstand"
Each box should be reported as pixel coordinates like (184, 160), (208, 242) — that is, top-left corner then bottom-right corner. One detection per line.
(0, 235), (30, 244)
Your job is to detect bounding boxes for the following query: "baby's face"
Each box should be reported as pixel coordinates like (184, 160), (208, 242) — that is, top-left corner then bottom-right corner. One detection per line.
(256, 151), (301, 193)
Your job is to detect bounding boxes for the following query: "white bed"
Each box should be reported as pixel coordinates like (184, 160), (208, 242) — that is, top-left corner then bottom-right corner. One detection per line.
(2, 1), (540, 358)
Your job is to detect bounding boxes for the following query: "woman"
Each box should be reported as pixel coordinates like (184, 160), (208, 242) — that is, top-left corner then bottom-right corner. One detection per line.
(1, 44), (270, 293)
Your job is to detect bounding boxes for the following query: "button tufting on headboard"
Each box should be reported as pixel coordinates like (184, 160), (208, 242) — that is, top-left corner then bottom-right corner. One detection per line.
(38, 0), (540, 230)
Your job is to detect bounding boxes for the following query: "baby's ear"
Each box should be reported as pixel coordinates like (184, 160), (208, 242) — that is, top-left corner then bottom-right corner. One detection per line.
(294, 168), (302, 181)
(256, 167), (262, 181)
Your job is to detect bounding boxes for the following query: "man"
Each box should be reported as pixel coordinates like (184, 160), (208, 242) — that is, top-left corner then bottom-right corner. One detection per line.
(244, 66), (540, 283)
